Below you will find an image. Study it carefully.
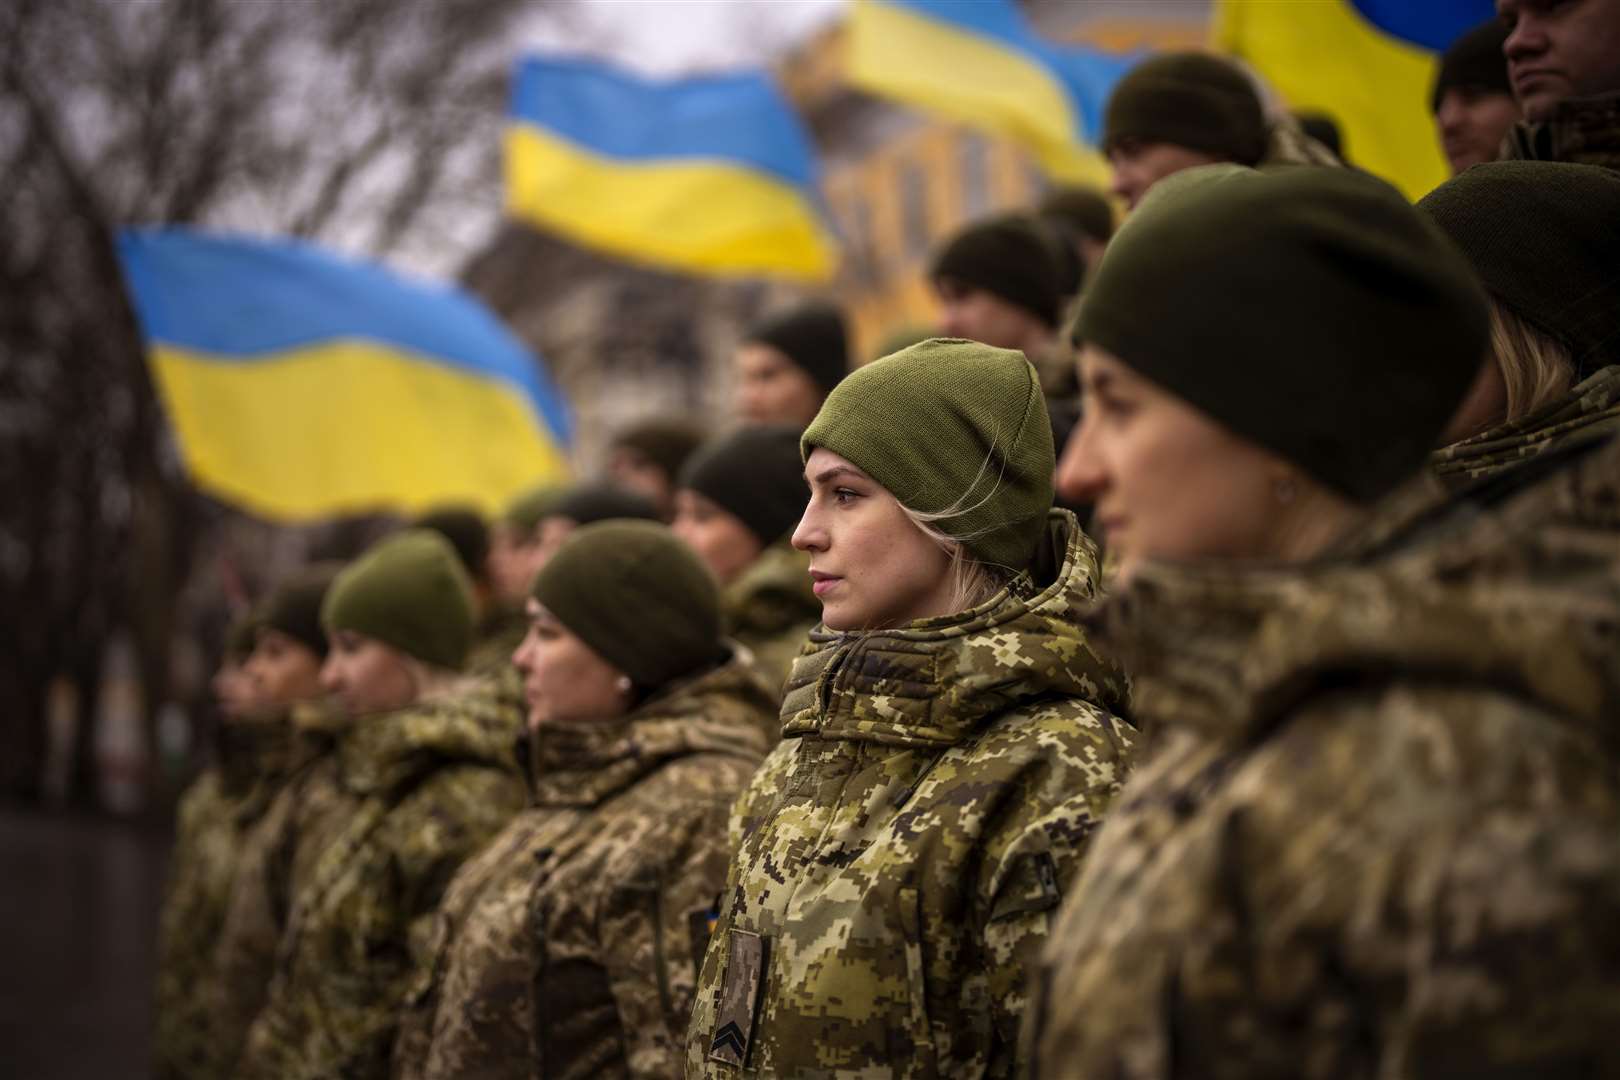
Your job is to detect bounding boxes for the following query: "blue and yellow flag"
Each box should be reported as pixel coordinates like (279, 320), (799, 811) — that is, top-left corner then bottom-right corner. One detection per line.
(1215, 0), (1496, 199)
(118, 228), (572, 522)
(505, 56), (837, 281)
(848, 0), (1138, 184)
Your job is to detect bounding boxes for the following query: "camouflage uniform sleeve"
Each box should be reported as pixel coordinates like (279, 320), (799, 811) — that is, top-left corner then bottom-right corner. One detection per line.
(595, 785), (740, 1078)
(152, 775), (224, 1079)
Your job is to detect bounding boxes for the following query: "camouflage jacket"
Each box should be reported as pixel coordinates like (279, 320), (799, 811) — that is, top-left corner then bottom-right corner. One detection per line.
(1503, 90), (1620, 170)
(205, 722), (347, 1080)
(153, 715), (299, 1080)
(1431, 363), (1620, 487)
(1031, 434), (1620, 1079)
(392, 652), (771, 1080)
(239, 686), (526, 1080)
(686, 511), (1136, 1078)
(722, 539), (820, 709)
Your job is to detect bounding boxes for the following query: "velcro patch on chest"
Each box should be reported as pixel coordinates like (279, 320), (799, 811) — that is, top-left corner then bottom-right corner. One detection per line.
(709, 928), (769, 1067)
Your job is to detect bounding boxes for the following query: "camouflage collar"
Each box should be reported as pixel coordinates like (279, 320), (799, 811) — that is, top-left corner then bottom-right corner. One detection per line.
(215, 710), (293, 795)
(1431, 365), (1620, 488)
(1504, 91), (1620, 170)
(778, 511), (1129, 748)
(1092, 434), (1620, 746)
(337, 676), (523, 796)
(526, 654), (771, 807)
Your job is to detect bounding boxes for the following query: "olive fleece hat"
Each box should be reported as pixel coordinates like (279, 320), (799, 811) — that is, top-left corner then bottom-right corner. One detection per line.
(224, 611), (261, 663)
(679, 425), (808, 547)
(412, 506), (490, 583)
(261, 562), (342, 659)
(553, 485), (661, 526)
(1078, 165), (1489, 503)
(609, 418), (705, 481)
(930, 214), (1069, 328)
(1103, 52), (1268, 165)
(802, 337), (1055, 573)
(531, 520), (724, 690)
(1040, 186), (1116, 245)
(1431, 19), (1513, 112)
(1417, 161), (1620, 381)
(501, 485), (566, 534)
(321, 529), (476, 671)
(744, 301), (851, 397)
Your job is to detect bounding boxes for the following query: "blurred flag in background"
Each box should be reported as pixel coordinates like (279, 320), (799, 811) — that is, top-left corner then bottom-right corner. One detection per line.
(505, 56), (838, 280)
(1215, 0), (1497, 198)
(848, 0), (1138, 185)
(117, 228), (571, 522)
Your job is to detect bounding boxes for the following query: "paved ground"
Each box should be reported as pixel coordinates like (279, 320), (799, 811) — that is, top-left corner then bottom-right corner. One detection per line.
(0, 809), (170, 1080)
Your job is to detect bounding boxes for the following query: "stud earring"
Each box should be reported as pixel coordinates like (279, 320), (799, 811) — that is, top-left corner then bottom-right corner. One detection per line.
(616, 675), (633, 695)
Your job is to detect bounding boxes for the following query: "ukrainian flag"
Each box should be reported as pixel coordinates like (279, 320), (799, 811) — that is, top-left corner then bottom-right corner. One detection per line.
(1215, 0), (1496, 199)
(505, 56), (837, 281)
(118, 228), (572, 522)
(848, 0), (1138, 184)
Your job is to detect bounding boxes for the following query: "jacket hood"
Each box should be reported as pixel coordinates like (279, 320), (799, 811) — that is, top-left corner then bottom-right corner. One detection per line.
(337, 675), (522, 795)
(1092, 433), (1620, 754)
(779, 510), (1130, 748)
(526, 649), (772, 808)
(1432, 364), (1620, 487)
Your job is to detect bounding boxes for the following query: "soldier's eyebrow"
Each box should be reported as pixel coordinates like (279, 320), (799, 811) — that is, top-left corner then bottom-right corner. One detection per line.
(807, 464), (868, 486)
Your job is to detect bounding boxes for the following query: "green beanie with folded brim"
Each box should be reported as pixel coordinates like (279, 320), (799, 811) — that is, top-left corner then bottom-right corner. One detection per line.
(1078, 164), (1489, 503)
(224, 611), (262, 663)
(1103, 52), (1268, 165)
(531, 520), (724, 690)
(802, 338), (1055, 574)
(930, 214), (1069, 328)
(502, 485), (566, 534)
(321, 529), (476, 671)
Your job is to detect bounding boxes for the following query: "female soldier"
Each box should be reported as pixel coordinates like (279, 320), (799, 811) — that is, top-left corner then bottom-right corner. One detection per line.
(1035, 166), (1620, 1076)
(392, 520), (772, 1079)
(239, 530), (524, 1080)
(672, 424), (818, 705)
(1419, 161), (1620, 484)
(685, 338), (1136, 1077)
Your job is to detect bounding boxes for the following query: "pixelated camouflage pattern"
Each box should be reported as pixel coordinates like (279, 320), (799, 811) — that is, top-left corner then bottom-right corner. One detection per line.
(1503, 90), (1620, 170)
(1031, 433), (1620, 1079)
(722, 539), (819, 710)
(152, 714), (298, 1080)
(238, 685), (526, 1080)
(392, 652), (771, 1080)
(686, 510), (1136, 1078)
(1431, 364), (1620, 487)
(468, 604), (528, 679)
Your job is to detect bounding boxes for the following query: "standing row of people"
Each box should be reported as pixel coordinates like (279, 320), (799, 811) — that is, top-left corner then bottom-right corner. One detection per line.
(154, 13), (1620, 1077)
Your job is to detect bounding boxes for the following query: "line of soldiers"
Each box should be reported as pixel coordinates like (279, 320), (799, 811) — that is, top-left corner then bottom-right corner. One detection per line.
(154, 11), (1620, 1079)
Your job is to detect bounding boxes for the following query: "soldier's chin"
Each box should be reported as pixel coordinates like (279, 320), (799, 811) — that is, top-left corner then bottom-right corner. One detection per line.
(820, 597), (863, 633)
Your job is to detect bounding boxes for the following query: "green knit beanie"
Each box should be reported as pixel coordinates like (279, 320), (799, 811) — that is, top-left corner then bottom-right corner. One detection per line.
(744, 302), (851, 397)
(610, 419), (706, 481)
(261, 562), (342, 659)
(531, 520), (723, 690)
(501, 485), (566, 534)
(321, 529), (476, 670)
(224, 611), (261, 663)
(1417, 161), (1620, 381)
(679, 425), (808, 546)
(1079, 165), (1489, 503)
(1104, 52), (1268, 165)
(802, 338), (1055, 573)
(1431, 19), (1513, 112)
(930, 214), (1069, 328)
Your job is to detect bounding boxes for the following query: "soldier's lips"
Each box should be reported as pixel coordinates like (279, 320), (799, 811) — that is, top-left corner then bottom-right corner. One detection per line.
(809, 571), (841, 597)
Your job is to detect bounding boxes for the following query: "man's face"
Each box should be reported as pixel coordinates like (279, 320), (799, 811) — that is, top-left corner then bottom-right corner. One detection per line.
(1499, 0), (1620, 120)
(1107, 138), (1224, 210)
(1435, 87), (1521, 172)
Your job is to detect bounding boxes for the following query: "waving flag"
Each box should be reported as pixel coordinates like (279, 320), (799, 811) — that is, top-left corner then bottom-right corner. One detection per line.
(118, 228), (571, 522)
(848, 0), (1138, 183)
(505, 56), (837, 280)
(1216, 0), (1497, 199)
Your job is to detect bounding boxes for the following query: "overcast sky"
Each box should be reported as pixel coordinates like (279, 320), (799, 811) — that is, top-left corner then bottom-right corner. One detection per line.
(519, 0), (849, 76)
